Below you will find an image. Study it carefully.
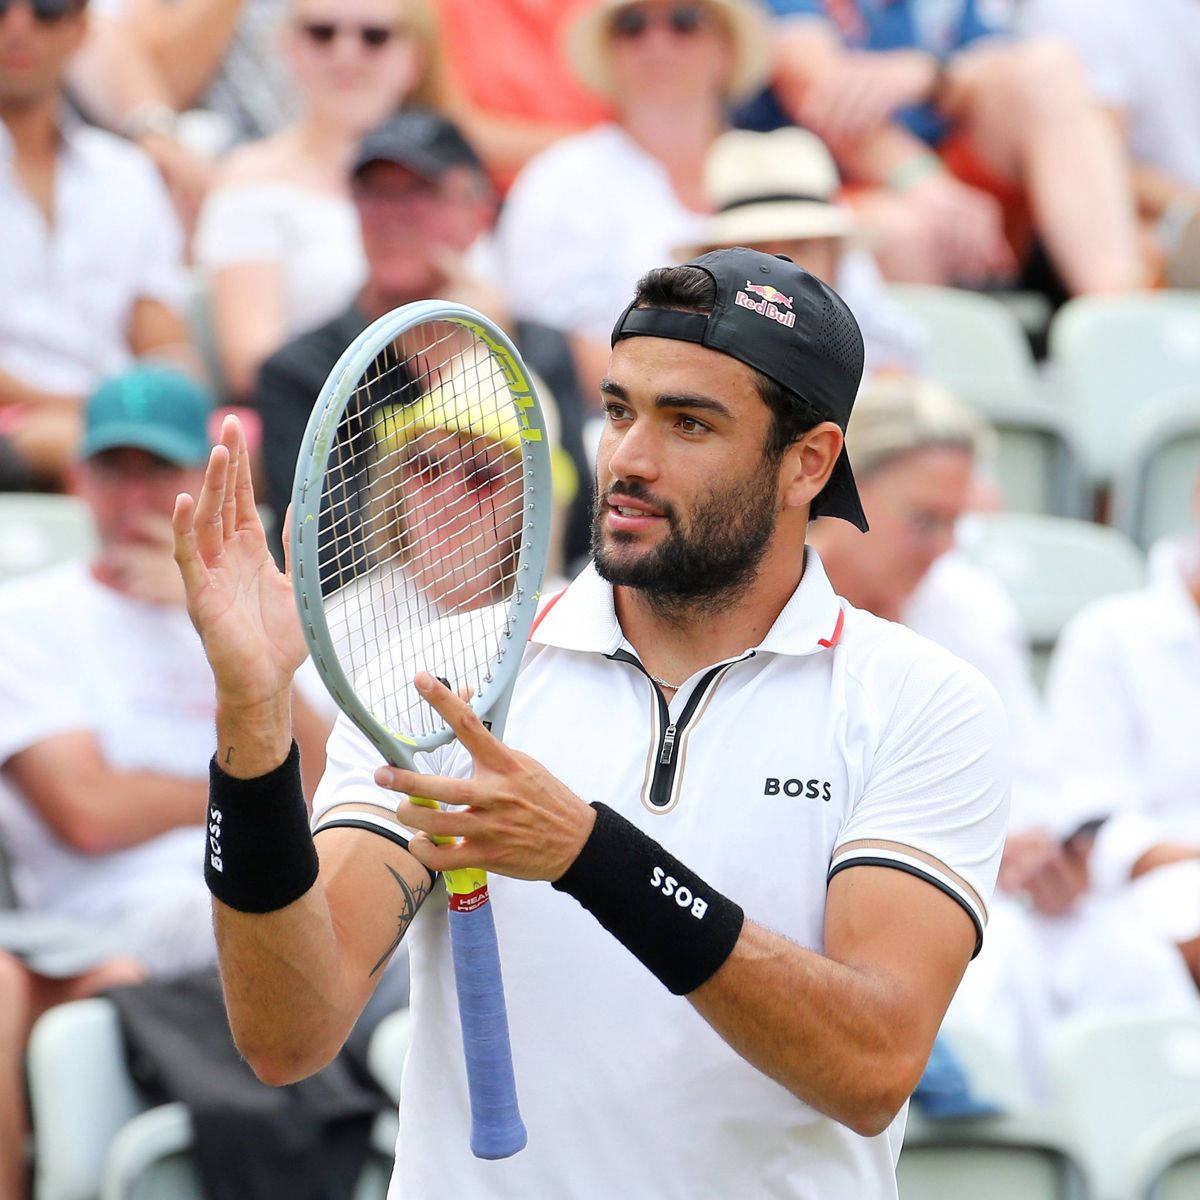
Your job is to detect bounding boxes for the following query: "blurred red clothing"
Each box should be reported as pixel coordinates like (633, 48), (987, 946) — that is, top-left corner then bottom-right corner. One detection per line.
(435, 0), (613, 188)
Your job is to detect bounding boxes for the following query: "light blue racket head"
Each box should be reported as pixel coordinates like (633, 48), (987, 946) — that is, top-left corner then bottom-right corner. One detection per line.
(290, 301), (553, 766)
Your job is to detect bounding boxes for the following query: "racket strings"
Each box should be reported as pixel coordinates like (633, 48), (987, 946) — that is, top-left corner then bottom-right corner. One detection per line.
(317, 324), (528, 740)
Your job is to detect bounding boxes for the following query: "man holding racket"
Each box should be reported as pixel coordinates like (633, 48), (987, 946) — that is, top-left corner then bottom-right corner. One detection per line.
(174, 247), (1008, 1197)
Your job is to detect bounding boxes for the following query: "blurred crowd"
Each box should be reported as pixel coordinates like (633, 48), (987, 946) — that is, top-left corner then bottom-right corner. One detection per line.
(1, 0), (1199, 1196)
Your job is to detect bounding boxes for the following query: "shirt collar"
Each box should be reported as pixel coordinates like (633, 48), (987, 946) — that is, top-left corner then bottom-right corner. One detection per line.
(530, 547), (845, 659)
(0, 105), (86, 167)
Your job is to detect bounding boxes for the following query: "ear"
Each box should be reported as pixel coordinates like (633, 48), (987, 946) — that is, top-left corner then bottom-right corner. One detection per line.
(778, 422), (843, 512)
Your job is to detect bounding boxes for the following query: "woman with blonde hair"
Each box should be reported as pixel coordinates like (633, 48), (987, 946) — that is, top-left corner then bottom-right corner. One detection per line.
(193, 0), (445, 399)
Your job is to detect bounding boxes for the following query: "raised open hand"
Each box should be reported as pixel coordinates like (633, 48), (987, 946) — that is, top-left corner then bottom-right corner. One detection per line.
(173, 414), (307, 711)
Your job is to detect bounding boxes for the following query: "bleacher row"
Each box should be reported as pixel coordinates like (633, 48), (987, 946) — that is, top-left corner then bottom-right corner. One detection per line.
(24, 997), (1200, 1200)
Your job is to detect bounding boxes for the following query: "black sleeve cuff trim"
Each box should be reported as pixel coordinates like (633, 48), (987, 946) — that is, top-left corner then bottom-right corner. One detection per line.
(312, 817), (412, 852)
(828, 857), (984, 958)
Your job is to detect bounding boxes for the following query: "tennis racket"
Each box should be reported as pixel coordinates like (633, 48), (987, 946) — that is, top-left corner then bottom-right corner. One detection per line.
(290, 301), (551, 1160)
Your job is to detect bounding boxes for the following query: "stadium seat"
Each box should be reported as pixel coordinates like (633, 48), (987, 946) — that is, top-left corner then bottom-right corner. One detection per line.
(899, 1110), (1089, 1200)
(976, 396), (1089, 518)
(99, 1104), (398, 1200)
(28, 996), (401, 1200)
(1048, 1012), (1200, 1200)
(957, 513), (1144, 680)
(1047, 293), (1200, 482)
(27, 997), (147, 1200)
(883, 283), (1042, 404)
(0, 493), (96, 581)
(1119, 1109), (1200, 1200)
(1109, 386), (1200, 550)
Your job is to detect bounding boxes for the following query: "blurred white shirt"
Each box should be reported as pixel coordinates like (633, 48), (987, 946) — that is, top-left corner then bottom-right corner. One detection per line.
(0, 114), (187, 395)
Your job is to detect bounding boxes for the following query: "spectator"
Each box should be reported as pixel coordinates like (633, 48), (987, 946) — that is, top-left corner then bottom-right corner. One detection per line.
(1019, 0), (1200, 288)
(1046, 468), (1200, 983)
(756, 0), (1147, 297)
(681, 124), (925, 375)
(495, 0), (772, 399)
(811, 375), (1200, 1096)
(429, 0), (614, 192)
(193, 0), (436, 400)
(0, 0), (196, 489)
(0, 365), (326, 1200)
(253, 108), (566, 550)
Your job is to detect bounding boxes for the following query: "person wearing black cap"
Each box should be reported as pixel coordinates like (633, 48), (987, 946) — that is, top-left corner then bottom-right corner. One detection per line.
(252, 106), (500, 553)
(175, 247), (1009, 1198)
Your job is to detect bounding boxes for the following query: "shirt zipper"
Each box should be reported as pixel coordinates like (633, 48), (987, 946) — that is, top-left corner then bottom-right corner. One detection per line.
(609, 648), (754, 810)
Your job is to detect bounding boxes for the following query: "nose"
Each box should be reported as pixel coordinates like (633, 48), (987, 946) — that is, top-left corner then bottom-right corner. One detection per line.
(601, 415), (660, 485)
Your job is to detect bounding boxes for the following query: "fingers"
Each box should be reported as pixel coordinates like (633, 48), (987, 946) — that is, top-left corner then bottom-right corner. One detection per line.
(377, 765), (479, 809)
(412, 672), (507, 766)
(193, 440), (232, 563)
(231, 415), (260, 533)
(220, 417), (240, 544)
(407, 832), (489, 876)
(172, 490), (208, 598)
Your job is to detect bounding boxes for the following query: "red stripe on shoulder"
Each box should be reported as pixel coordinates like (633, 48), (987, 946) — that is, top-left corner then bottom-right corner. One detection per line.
(818, 607), (845, 649)
(528, 588), (567, 640)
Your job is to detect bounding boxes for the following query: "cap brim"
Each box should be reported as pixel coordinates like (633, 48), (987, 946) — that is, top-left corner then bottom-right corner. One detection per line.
(811, 445), (869, 531)
(565, 0), (772, 104)
(81, 424), (206, 466)
(353, 147), (444, 180)
(688, 202), (856, 255)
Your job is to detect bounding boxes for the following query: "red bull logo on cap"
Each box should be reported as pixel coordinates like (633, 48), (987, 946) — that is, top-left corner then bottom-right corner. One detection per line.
(736, 281), (796, 328)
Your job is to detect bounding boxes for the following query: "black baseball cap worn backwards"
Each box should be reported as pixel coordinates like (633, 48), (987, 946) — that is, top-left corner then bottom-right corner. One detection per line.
(611, 247), (869, 531)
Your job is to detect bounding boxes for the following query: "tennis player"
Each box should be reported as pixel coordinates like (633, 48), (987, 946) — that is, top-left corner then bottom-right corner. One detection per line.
(173, 247), (1009, 1198)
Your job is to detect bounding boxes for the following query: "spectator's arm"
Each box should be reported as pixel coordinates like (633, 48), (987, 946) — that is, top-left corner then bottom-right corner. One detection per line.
(127, 295), (198, 365)
(4, 731), (209, 855)
(0, 367), (81, 413)
(123, 0), (245, 111)
(205, 260), (288, 402)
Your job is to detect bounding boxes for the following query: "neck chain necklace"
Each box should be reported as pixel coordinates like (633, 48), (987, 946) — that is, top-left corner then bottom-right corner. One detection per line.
(647, 671), (684, 691)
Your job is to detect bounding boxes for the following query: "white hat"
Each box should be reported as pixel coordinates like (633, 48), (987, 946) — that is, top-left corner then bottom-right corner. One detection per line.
(845, 375), (995, 480)
(692, 126), (857, 251)
(563, 0), (773, 105)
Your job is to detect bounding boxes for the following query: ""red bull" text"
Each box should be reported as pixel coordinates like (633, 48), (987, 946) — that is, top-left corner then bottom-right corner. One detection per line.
(736, 282), (796, 328)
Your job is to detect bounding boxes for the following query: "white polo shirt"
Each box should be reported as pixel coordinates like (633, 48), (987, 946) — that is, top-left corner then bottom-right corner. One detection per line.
(314, 549), (1010, 1200)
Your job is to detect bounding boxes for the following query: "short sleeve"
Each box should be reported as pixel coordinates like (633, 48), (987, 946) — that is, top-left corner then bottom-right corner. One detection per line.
(832, 652), (1011, 955)
(311, 712), (471, 829)
(193, 184), (289, 270)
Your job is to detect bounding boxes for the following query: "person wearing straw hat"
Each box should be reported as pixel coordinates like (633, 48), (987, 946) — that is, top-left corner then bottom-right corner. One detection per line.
(684, 124), (925, 374)
(495, 0), (773, 398)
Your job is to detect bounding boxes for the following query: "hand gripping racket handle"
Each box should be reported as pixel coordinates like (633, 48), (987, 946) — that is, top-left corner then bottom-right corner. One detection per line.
(447, 881), (528, 1159)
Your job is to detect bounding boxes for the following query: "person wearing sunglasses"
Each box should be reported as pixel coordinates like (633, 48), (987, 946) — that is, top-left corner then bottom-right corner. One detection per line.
(192, 0), (446, 402)
(495, 0), (771, 405)
(0, 0), (198, 491)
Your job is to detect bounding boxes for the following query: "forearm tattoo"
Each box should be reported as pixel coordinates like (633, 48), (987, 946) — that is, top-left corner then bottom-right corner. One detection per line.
(369, 864), (432, 977)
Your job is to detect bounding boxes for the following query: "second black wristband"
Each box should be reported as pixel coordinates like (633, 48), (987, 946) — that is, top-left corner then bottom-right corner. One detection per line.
(552, 802), (744, 995)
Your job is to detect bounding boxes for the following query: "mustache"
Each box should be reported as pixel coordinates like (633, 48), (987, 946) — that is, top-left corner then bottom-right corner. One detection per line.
(599, 480), (676, 520)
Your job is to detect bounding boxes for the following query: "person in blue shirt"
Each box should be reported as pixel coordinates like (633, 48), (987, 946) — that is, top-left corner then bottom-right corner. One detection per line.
(743, 0), (1147, 297)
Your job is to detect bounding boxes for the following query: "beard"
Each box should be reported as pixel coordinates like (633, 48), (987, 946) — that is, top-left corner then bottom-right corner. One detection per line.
(591, 463), (780, 615)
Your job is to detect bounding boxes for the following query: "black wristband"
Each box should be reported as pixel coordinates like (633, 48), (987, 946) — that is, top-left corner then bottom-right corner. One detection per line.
(204, 742), (319, 913)
(552, 802), (744, 995)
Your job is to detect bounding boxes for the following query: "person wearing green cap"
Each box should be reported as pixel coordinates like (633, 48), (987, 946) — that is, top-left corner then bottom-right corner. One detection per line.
(0, 363), (330, 1199)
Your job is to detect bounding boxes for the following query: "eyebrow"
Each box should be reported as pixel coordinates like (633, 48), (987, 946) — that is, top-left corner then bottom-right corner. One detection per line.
(599, 378), (733, 420)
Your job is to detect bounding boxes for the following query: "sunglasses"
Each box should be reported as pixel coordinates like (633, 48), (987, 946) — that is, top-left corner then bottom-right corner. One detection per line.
(0, 0), (86, 22)
(609, 3), (708, 39)
(299, 20), (403, 50)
